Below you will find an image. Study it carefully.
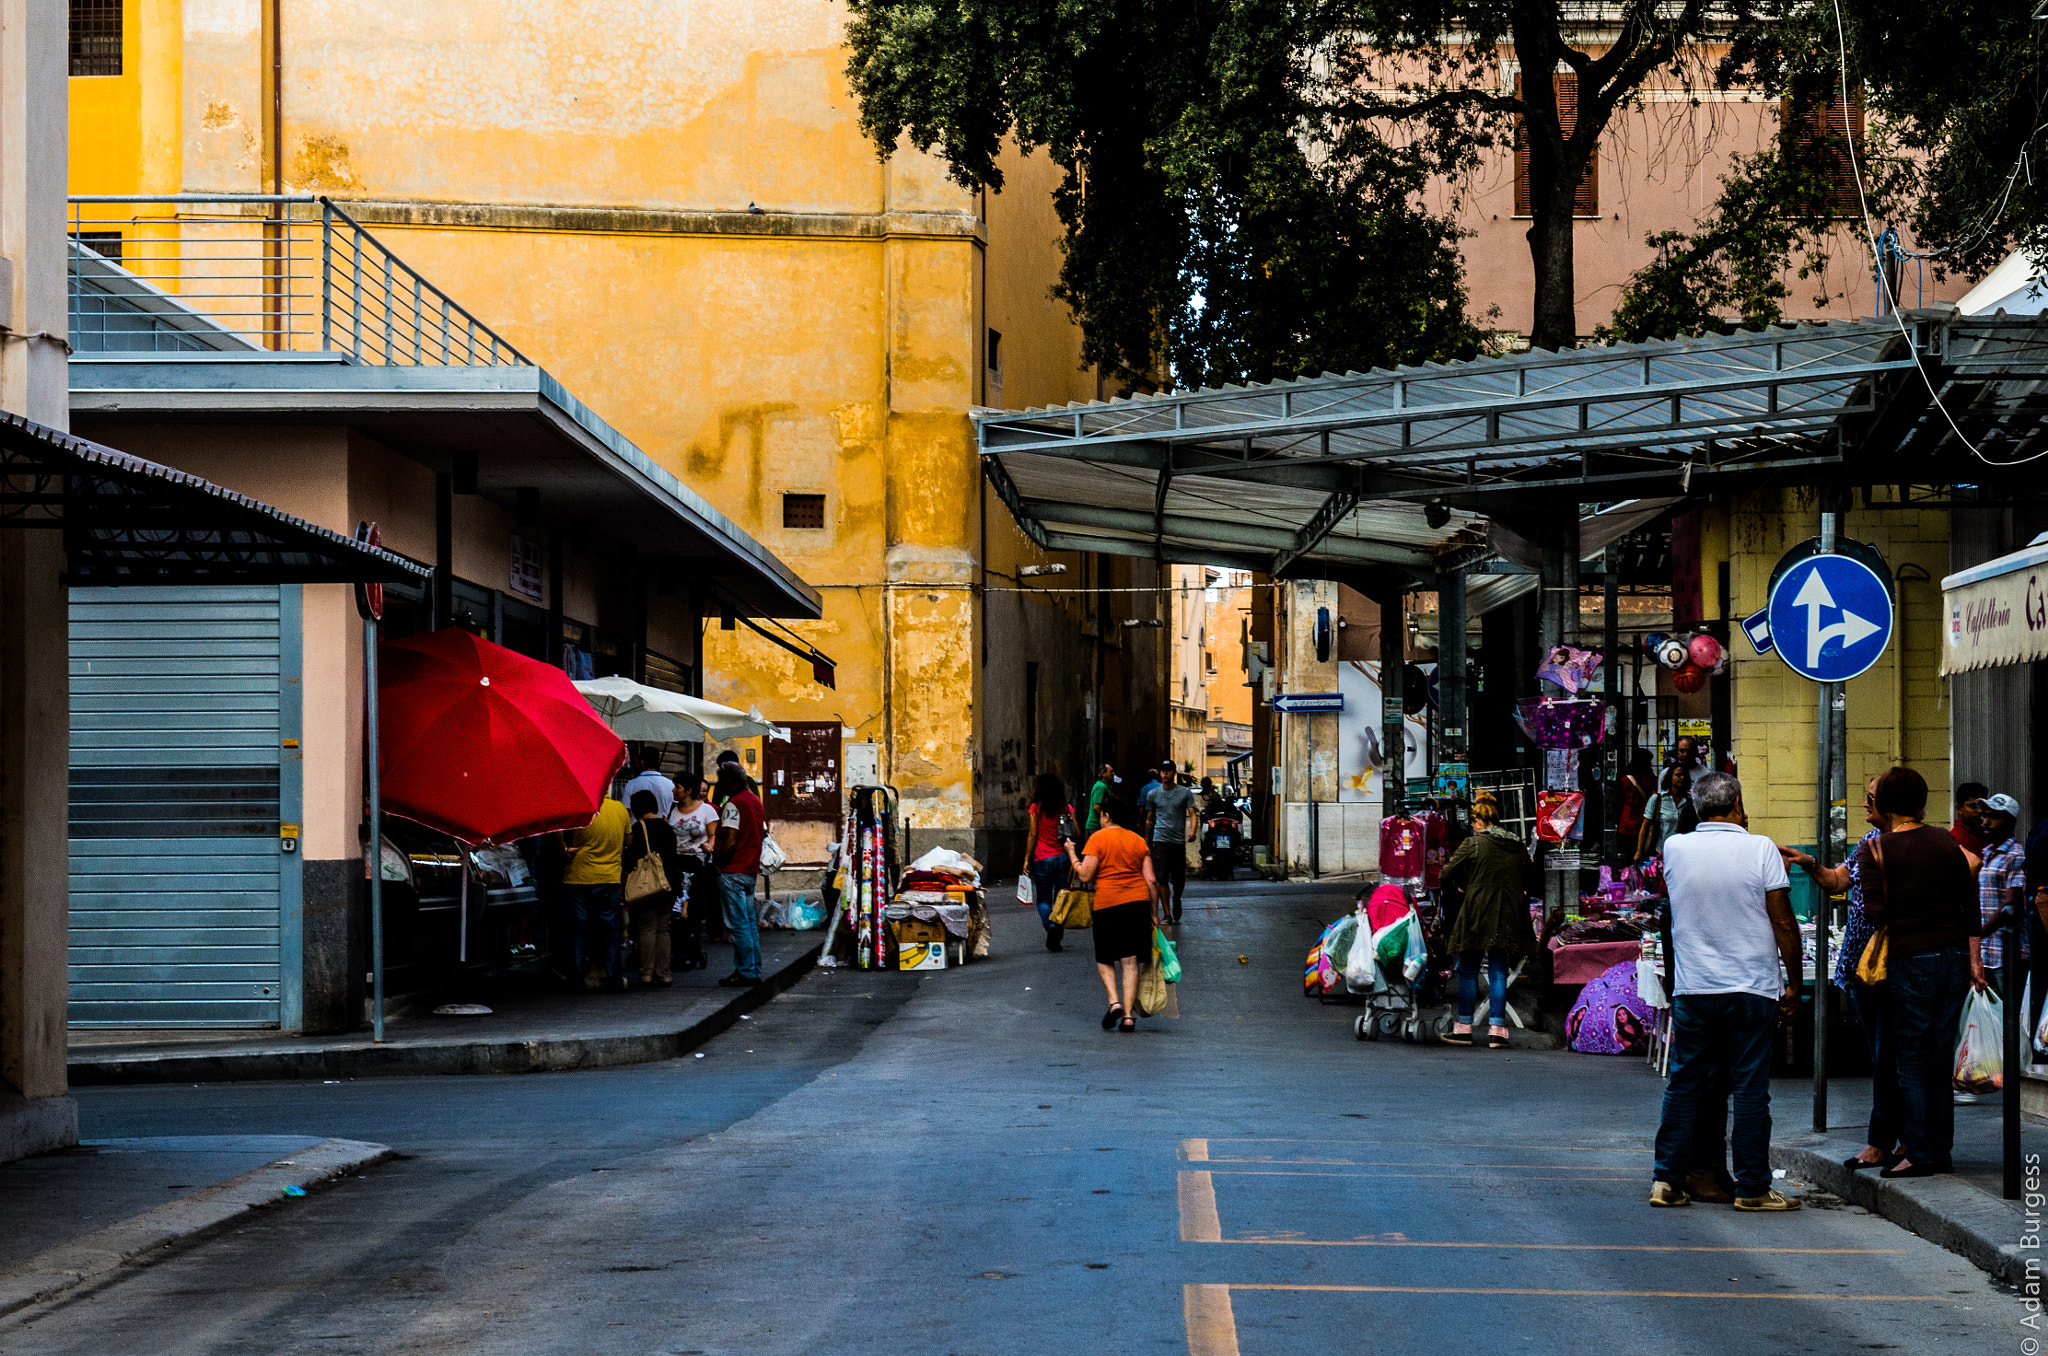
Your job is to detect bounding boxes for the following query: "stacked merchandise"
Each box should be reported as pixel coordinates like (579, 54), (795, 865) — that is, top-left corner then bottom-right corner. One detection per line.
(819, 785), (898, 970)
(888, 847), (989, 968)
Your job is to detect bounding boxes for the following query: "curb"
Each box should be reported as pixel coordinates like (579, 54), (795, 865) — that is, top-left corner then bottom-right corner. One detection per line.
(68, 943), (821, 1086)
(1770, 1134), (2028, 1285)
(0, 1137), (394, 1317)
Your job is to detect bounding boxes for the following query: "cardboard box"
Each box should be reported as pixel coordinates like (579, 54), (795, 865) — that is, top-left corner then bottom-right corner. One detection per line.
(891, 916), (946, 946)
(896, 939), (947, 970)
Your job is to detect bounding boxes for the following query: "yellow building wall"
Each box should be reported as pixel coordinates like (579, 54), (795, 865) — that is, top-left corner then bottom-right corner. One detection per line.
(75, 0), (1112, 853)
(1715, 491), (1952, 850)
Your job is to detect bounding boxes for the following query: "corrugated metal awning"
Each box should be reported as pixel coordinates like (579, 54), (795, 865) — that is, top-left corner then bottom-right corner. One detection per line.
(1940, 531), (2048, 675)
(0, 412), (428, 585)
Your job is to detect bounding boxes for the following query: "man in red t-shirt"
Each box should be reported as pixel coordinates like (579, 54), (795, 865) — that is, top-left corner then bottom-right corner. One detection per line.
(713, 764), (767, 986)
(1952, 781), (1991, 856)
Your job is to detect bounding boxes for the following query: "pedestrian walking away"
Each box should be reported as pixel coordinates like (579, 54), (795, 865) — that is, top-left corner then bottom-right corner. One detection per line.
(561, 794), (631, 992)
(1024, 773), (1077, 952)
(622, 748), (676, 820)
(1144, 764), (1197, 924)
(1637, 766), (1695, 861)
(1084, 762), (1116, 836)
(1063, 797), (1161, 1032)
(1855, 766), (1977, 1178)
(713, 763), (768, 987)
(1783, 778), (1900, 1173)
(1650, 771), (1804, 1212)
(624, 789), (683, 987)
(1439, 792), (1542, 1049)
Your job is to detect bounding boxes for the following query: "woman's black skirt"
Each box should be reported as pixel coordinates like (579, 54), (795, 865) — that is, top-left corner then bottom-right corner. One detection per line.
(1093, 900), (1153, 965)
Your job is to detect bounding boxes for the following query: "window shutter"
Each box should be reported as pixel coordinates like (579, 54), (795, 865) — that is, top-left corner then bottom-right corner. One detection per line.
(1784, 94), (1865, 218)
(1513, 72), (1597, 217)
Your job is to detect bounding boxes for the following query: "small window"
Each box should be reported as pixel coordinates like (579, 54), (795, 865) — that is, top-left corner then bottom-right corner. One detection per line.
(1513, 71), (1598, 218)
(986, 328), (1003, 374)
(782, 493), (826, 529)
(69, 0), (122, 75)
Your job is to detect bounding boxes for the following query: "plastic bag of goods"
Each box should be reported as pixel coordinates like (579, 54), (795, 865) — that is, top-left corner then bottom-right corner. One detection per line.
(1954, 987), (2004, 1094)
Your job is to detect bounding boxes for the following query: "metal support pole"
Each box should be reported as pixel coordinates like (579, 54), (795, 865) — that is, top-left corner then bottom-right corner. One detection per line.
(365, 614), (385, 1043)
(2008, 905), (2022, 1198)
(1812, 509), (1839, 1133)
(1603, 544), (1619, 863)
(1380, 584), (1406, 825)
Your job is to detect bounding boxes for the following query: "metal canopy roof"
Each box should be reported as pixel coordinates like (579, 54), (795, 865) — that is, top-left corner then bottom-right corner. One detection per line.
(0, 412), (429, 586)
(976, 312), (2048, 580)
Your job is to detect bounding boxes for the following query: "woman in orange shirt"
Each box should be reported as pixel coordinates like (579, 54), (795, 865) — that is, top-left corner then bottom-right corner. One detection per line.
(1063, 797), (1161, 1033)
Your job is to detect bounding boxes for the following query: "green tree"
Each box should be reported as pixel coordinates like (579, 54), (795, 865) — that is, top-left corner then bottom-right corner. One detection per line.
(844, 1), (1490, 387)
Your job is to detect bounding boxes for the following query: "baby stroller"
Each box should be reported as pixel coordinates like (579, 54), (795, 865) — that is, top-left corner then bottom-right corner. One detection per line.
(1348, 884), (1452, 1043)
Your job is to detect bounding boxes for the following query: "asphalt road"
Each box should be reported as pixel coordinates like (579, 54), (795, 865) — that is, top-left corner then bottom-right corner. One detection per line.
(0, 880), (2019, 1354)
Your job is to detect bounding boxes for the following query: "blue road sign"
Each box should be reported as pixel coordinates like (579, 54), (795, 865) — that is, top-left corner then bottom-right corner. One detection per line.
(1271, 692), (1343, 713)
(1765, 552), (1894, 682)
(1741, 606), (1774, 655)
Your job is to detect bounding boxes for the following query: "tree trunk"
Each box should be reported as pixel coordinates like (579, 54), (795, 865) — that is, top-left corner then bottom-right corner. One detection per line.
(1525, 182), (1578, 350)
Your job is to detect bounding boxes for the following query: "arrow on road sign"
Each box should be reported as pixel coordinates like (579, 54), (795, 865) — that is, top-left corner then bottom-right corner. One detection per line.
(1791, 568), (1884, 672)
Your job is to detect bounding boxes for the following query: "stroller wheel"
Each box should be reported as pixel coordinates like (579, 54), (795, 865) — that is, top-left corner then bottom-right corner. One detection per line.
(1373, 1011), (1403, 1041)
(1355, 1014), (1376, 1041)
(1432, 1013), (1457, 1041)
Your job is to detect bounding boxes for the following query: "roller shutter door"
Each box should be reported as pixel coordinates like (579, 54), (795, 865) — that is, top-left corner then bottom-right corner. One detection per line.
(69, 586), (286, 1027)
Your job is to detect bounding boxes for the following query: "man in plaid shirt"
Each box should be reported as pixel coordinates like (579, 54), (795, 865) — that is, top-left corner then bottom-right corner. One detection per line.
(1970, 793), (2028, 995)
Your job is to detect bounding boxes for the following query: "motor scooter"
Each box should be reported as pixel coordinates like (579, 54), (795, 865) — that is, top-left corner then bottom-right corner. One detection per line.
(1199, 808), (1246, 880)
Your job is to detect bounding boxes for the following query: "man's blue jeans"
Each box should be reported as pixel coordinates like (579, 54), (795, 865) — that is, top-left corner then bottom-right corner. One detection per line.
(1030, 856), (1069, 945)
(1891, 945), (1969, 1169)
(1457, 949), (1510, 1027)
(720, 872), (762, 980)
(1654, 992), (1777, 1194)
(566, 883), (625, 982)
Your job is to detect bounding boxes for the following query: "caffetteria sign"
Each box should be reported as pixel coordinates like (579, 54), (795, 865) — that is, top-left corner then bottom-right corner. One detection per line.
(1941, 535), (2048, 676)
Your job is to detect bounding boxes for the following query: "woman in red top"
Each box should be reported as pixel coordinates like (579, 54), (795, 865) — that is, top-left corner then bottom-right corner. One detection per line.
(1617, 751), (1654, 860)
(1064, 797), (1161, 1032)
(1023, 774), (1077, 953)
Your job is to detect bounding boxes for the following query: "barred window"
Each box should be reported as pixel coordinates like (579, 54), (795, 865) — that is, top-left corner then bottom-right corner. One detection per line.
(69, 0), (122, 76)
(782, 494), (826, 529)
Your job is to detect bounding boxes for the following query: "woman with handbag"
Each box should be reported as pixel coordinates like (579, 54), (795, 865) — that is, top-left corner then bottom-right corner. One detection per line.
(624, 790), (682, 988)
(1784, 779), (1899, 1172)
(1849, 767), (1976, 1179)
(1024, 774), (1077, 953)
(1063, 797), (1161, 1033)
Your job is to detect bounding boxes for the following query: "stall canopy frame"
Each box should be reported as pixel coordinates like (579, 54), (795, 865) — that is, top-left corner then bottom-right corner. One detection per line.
(976, 312), (2048, 580)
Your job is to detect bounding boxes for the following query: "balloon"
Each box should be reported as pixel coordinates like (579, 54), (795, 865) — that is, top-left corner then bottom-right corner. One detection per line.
(1688, 633), (1725, 670)
(1657, 639), (1689, 670)
(1673, 663), (1708, 693)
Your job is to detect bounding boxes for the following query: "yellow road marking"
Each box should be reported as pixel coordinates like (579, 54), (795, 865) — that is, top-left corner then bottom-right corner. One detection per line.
(1181, 1138), (1211, 1163)
(1183, 1284), (1240, 1356)
(1179, 1170), (1222, 1243)
(1216, 1237), (1903, 1255)
(1200, 1139), (1653, 1153)
(1222, 1284), (1950, 1301)
(1203, 1170), (1640, 1181)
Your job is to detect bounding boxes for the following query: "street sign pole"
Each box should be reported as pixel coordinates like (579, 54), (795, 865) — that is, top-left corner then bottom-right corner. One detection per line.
(1811, 510), (1837, 1135)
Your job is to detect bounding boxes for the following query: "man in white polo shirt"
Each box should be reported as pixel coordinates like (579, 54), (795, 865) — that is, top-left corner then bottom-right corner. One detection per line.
(1650, 771), (1805, 1212)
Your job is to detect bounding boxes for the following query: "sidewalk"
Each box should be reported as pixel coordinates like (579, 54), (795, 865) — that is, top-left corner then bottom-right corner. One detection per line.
(69, 934), (822, 1085)
(1772, 1078), (2039, 1287)
(0, 1135), (392, 1315)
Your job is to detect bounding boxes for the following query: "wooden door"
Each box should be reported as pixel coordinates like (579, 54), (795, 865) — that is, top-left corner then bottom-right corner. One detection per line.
(762, 721), (841, 822)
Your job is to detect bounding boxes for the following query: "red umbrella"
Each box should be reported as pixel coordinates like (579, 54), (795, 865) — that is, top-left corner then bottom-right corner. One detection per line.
(377, 629), (625, 843)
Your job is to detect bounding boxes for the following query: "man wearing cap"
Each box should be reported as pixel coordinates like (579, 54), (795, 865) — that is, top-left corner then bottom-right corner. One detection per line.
(1970, 793), (2028, 996)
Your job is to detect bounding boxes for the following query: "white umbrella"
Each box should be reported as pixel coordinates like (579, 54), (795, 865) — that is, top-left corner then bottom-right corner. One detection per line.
(572, 676), (783, 742)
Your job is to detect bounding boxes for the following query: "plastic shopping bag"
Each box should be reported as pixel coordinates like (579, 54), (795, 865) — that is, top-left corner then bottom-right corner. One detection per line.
(1017, 873), (1035, 906)
(1154, 928), (1181, 984)
(1136, 949), (1170, 1016)
(1954, 987), (2004, 1094)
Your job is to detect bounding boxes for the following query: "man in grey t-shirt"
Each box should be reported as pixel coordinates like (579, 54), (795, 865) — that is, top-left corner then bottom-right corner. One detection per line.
(1145, 766), (1197, 923)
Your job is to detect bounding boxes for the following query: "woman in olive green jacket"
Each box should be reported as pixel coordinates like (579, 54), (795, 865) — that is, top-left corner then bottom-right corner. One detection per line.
(1439, 794), (1543, 1048)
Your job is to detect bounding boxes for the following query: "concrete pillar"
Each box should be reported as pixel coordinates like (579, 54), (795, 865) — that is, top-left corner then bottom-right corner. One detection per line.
(0, 0), (79, 1161)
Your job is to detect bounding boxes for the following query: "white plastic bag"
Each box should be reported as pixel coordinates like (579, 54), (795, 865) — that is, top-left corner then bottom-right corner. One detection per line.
(1954, 987), (2004, 1094)
(759, 833), (787, 874)
(1017, 873), (1035, 906)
